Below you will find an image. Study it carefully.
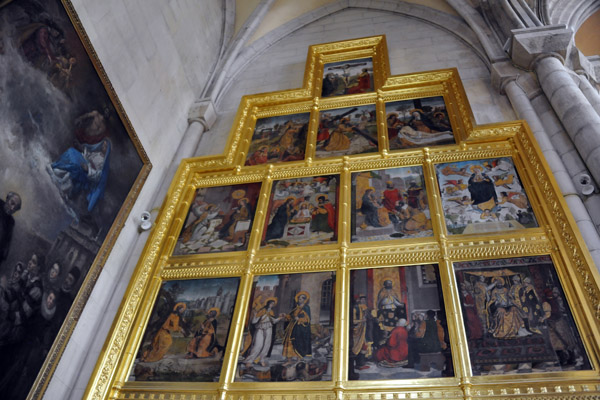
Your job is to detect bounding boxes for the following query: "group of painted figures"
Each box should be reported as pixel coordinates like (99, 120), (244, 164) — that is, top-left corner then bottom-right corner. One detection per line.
(350, 280), (448, 373)
(459, 272), (581, 366)
(0, 249), (81, 397)
(241, 292), (314, 368)
(357, 179), (431, 238)
(264, 178), (336, 245)
(141, 303), (223, 363)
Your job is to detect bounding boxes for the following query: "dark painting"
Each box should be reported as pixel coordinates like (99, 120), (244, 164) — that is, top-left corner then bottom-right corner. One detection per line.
(262, 175), (338, 248)
(436, 157), (538, 235)
(245, 113), (309, 166)
(316, 104), (378, 158)
(454, 256), (591, 375)
(0, 1), (147, 398)
(174, 183), (261, 255)
(236, 271), (336, 382)
(349, 265), (452, 380)
(385, 96), (455, 150)
(351, 167), (432, 243)
(130, 277), (240, 382)
(321, 57), (374, 97)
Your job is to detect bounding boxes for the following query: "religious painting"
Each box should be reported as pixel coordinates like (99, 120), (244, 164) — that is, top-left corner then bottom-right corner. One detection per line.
(316, 105), (378, 158)
(321, 57), (374, 97)
(0, 1), (149, 398)
(351, 167), (432, 243)
(244, 113), (310, 165)
(174, 183), (261, 255)
(130, 277), (240, 382)
(385, 96), (455, 150)
(236, 271), (336, 382)
(454, 256), (591, 375)
(349, 265), (452, 380)
(435, 157), (538, 235)
(261, 175), (338, 248)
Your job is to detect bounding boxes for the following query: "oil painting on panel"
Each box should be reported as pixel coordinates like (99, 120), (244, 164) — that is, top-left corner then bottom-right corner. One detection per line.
(454, 256), (590, 375)
(130, 277), (240, 382)
(351, 167), (432, 243)
(244, 113), (309, 166)
(236, 271), (336, 382)
(316, 105), (378, 158)
(385, 96), (455, 150)
(349, 265), (452, 380)
(0, 1), (147, 398)
(321, 57), (373, 97)
(174, 183), (261, 255)
(262, 175), (338, 248)
(435, 157), (538, 235)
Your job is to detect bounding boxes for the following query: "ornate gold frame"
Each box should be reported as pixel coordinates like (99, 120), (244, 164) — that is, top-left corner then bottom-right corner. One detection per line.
(9, 1), (153, 399)
(85, 36), (600, 400)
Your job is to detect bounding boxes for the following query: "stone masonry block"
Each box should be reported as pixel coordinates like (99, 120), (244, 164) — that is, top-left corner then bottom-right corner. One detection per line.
(510, 25), (573, 70)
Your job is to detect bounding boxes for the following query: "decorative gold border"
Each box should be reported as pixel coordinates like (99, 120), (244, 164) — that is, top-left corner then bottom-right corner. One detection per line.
(21, 1), (153, 399)
(85, 36), (600, 400)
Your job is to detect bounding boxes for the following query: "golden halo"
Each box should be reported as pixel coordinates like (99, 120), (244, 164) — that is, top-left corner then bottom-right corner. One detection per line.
(295, 291), (310, 302)
(316, 194), (328, 201)
(174, 302), (187, 311)
(264, 297), (278, 306)
(208, 307), (220, 317)
(232, 189), (246, 200)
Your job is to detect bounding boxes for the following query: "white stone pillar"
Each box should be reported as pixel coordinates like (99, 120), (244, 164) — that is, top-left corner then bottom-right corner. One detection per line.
(573, 72), (600, 117)
(535, 55), (600, 187)
(150, 99), (217, 206)
(495, 71), (600, 267)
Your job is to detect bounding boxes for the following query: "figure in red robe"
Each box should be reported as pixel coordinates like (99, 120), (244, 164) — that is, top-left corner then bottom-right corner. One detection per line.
(375, 318), (409, 363)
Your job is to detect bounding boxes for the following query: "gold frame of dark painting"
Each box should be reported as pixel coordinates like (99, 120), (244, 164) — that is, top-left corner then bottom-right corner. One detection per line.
(11, 1), (153, 399)
(85, 36), (600, 400)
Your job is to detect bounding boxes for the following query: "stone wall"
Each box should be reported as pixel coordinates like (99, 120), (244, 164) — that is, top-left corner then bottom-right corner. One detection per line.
(197, 7), (515, 157)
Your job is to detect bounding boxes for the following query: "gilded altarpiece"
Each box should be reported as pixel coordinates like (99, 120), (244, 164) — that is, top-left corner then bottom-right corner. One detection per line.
(86, 37), (600, 400)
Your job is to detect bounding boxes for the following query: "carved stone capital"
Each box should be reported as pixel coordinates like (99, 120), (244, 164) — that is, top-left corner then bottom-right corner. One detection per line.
(188, 99), (217, 131)
(491, 61), (520, 94)
(588, 55), (600, 84)
(510, 25), (573, 70)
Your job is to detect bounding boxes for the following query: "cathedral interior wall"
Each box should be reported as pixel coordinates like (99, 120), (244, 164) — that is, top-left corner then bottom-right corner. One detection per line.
(44, 4), (600, 400)
(198, 8), (516, 157)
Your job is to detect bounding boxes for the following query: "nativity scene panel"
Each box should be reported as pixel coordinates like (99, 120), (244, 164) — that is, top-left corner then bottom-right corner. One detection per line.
(436, 157), (538, 235)
(130, 277), (240, 382)
(351, 167), (432, 243)
(236, 272), (336, 382)
(349, 265), (452, 380)
(262, 176), (338, 248)
(454, 256), (591, 376)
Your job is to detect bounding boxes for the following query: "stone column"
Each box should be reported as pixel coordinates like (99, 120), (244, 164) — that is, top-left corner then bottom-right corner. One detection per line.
(492, 62), (600, 266)
(535, 56), (600, 186)
(151, 99), (217, 205)
(511, 25), (600, 187)
(573, 72), (600, 117)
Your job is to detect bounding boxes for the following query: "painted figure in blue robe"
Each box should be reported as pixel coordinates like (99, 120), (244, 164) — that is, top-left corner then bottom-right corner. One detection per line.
(47, 138), (111, 212)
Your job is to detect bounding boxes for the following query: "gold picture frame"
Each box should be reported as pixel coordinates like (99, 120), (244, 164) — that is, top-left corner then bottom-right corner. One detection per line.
(0, 1), (151, 399)
(86, 36), (600, 400)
